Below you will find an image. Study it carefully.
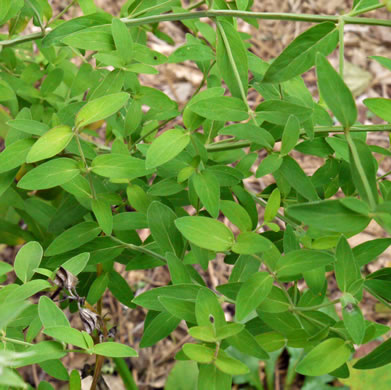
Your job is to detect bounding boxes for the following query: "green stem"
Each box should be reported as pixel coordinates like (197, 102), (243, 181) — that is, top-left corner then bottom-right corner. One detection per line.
(110, 236), (166, 262)
(26, 0), (45, 32)
(113, 358), (139, 390)
(344, 129), (376, 210)
(3, 11), (391, 48)
(2, 337), (33, 347)
(349, 2), (385, 17)
(296, 311), (346, 339)
(75, 132), (97, 199)
(293, 298), (340, 312)
(338, 17), (345, 77)
(188, 0), (206, 11)
(216, 21), (249, 108)
(49, 0), (77, 24)
(130, 119), (171, 152)
(132, 0), (173, 18)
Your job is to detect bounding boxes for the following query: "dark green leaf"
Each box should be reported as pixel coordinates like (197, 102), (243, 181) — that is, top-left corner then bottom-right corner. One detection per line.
(354, 338), (391, 369)
(193, 170), (220, 218)
(14, 241), (43, 283)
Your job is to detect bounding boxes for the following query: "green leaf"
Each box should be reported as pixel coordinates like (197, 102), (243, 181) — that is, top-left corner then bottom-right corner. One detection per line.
(343, 303), (365, 345)
(26, 126), (73, 163)
(255, 100), (313, 125)
(216, 20), (248, 99)
(232, 232), (272, 255)
(62, 25), (115, 51)
(371, 55), (391, 71)
(279, 155), (319, 201)
(264, 188), (281, 223)
(91, 154), (151, 179)
(198, 364), (232, 390)
(226, 328), (269, 359)
(140, 311), (180, 348)
(193, 170), (220, 218)
(7, 119), (49, 136)
(147, 201), (184, 257)
(38, 296), (70, 328)
(0, 138), (35, 173)
(62, 253), (90, 276)
(87, 273), (109, 305)
(0, 301), (30, 331)
(183, 344), (215, 364)
(91, 198), (113, 235)
(0, 261), (12, 277)
(189, 325), (216, 342)
(364, 98), (391, 123)
(354, 338), (391, 369)
(263, 22), (338, 83)
(108, 271), (134, 308)
(7, 280), (51, 302)
(13, 341), (67, 367)
(196, 288), (226, 329)
(17, 158), (80, 190)
(353, 238), (391, 267)
(215, 349), (250, 375)
(145, 129), (190, 169)
(158, 296), (196, 324)
(219, 123), (274, 149)
(165, 361), (198, 390)
(76, 92), (129, 128)
(335, 236), (361, 293)
(280, 115), (300, 156)
(112, 18), (133, 64)
(169, 44), (215, 63)
(316, 53), (357, 128)
(296, 338), (351, 376)
(43, 327), (89, 349)
(287, 199), (371, 233)
(175, 216), (234, 252)
(166, 252), (192, 284)
(220, 200), (252, 232)
(14, 241), (43, 283)
(190, 96), (249, 122)
(45, 221), (102, 256)
(93, 342), (138, 357)
(235, 272), (273, 321)
(276, 249), (335, 279)
(256, 153), (283, 178)
(69, 370), (81, 390)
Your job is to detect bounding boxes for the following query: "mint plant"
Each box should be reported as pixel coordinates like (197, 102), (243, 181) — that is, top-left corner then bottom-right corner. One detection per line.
(1, 0), (391, 389)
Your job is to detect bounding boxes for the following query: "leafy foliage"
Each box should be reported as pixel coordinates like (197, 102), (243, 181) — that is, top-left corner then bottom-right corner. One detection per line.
(0, 0), (391, 389)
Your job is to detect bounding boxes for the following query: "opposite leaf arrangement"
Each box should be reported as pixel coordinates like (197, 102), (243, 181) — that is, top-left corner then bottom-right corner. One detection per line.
(1, 0), (391, 389)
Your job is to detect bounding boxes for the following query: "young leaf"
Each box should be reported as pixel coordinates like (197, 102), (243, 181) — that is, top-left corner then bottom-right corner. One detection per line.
(335, 236), (361, 293)
(93, 342), (138, 357)
(0, 138), (35, 173)
(26, 126), (73, 163)
(215, 350), (250, 375)
(216, 20), (248, 99)
(256, 154), (283, 178)
(91, 198), (113, 236)
(296, 338), (351, 376)
(87, 273), (109, 305)
(316, 53), (357, 129)
(198, 364), (232, 390)
(45, 222), (102, 256)
(232, 232), (272, 255)
(280, 115), (300, 156)
(235, 272), (273, 321)
(62, 253), (90, 276)
(38, 296), (70, 328)
(14, 241), (43, 283)
(145, 129), (190, 169)
(263, 22), (338, 83)
(17, 158), (80, 190)
(43, 327), (90, 349)
(192, 170), (220, 218)
(175, 216), (234, 252)
(76, 92), (129, 128)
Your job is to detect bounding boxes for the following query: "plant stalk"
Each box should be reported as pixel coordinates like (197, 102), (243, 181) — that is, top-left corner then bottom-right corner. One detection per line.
(3, 11), (391, 48)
